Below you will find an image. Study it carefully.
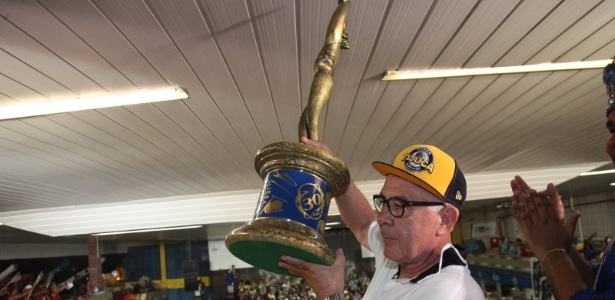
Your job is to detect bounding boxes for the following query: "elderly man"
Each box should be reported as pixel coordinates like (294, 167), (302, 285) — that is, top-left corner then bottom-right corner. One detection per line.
(279, 138), (484, 300)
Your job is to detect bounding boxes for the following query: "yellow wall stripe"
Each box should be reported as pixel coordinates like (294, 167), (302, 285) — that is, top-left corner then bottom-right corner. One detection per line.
(158, 242), (167, 288)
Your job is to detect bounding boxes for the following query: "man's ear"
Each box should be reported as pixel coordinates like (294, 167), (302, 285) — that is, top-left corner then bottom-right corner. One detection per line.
(437, 206), (459, 235)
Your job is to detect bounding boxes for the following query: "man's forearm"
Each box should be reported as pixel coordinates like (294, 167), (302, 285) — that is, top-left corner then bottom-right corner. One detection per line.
(568, 248), (596, 287)
(542, 250), (588, 299)
(335, 182), (376, 248)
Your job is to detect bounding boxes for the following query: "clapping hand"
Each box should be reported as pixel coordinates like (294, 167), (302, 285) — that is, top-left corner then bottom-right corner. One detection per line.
(510, 176), (580, 238)
(510, 176), (581, 257)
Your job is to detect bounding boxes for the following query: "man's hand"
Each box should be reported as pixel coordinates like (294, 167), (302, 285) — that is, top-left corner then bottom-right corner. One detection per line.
(516, 192), (573, 259)
(510, 175), (580, 241)
(278, 248), (345, 299)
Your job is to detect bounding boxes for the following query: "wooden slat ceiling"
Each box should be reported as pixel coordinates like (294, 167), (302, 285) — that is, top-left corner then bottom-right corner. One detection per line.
(0, 0), (614, 238)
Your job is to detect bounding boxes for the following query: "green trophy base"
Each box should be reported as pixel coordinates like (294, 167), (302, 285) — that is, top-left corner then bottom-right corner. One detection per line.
(226, 217), (334, 276)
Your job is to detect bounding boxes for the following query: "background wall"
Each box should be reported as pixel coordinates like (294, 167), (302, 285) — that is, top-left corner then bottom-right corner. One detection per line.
(459, 192), (615, 250)
(1, 191), (613, 300)
(0, 240), (127, 260)
(119, 241), (211, 300)
(113, 193), (615, 300)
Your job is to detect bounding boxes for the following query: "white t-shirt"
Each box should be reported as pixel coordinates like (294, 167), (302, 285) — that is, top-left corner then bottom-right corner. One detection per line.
(363, 222), (485, 300)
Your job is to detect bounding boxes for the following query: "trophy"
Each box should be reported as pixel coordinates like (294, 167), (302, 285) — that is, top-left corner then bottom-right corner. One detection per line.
(225, 0), (351, 276)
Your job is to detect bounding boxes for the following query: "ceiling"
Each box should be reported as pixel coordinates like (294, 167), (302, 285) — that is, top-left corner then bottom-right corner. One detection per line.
(1, 0), (615, 242)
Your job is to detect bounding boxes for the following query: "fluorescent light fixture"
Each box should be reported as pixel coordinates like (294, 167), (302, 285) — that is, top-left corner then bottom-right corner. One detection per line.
(610, 183), (615, 186)
(382, 59), (612, 81)
(92, 225), (202, 236)
(0, 87), (188, 120)
(327, 222), (341, 226)
(580, 169), (615, 176)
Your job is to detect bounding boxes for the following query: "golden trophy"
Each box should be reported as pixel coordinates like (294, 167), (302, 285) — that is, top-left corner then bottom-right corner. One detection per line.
(225, 0), (351, 276)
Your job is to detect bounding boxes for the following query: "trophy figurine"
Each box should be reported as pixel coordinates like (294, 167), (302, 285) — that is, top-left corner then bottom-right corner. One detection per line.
(225, 0), (351, 276)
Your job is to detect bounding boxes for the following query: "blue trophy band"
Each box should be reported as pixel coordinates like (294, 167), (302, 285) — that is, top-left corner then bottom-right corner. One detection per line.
(254, 170), (332, 235)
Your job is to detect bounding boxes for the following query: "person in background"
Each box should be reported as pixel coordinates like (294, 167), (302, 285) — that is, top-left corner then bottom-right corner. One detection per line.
(581, 232), (599, 262)
(4, 287), (19, 300)
(279, 139), (484, 299)
(223, 265), (237, 297)
(10, 285), (32, 300)
(48, 282), (67, 300)
(194, 278), (205, 300)
(515, 238), (529, 257)
(346, 273), (359, 294)
(357, 270), (370, 291)
(499, 239), (510, 255)
(5, 286), (28, 300)
(463, 239), (479, 255)
(266, 287), (276, 300)
(600, 236), (613, 261)
(258, 278), (267, 299)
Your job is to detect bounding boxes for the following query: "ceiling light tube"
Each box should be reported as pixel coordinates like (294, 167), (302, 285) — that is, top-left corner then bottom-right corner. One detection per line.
(92, 224), (202, 236)
(580, 169), (615, 176)
(0, 87), (188, 120)
(382, 59), (612, 81)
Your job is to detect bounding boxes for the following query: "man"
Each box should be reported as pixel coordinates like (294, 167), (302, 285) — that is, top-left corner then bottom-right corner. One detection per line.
(509, 101), (615, 298)
(508, 61), (615, 299)
(581, 232), (599, 262)
(223, 265), (237, 296)
(194, 278), (206, 300)
(600, 236), (612, 261)
(279, 139), (484, 299)
(48, 283), (67, 300)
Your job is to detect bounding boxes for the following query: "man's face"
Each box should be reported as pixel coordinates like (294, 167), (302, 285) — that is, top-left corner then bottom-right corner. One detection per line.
(376, 175), (444, 265)
(606, 110), (615, 165)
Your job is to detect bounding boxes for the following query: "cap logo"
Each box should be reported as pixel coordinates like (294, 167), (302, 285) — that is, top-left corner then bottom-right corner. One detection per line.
(456, 191), (463, 201)
(402, 147), (434, 173)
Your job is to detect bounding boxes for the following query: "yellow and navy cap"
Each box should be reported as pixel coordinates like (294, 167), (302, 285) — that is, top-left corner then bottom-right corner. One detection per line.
(372, 145), (466, 209)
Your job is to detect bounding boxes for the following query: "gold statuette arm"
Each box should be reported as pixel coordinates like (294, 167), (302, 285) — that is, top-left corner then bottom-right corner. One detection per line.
(298, 0), (350, 141)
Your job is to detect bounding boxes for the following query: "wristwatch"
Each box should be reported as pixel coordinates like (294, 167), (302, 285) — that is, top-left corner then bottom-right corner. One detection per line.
(322, 292), (344, 300)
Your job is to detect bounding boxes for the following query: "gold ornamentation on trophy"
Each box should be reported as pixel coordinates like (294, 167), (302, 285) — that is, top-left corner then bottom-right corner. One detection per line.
(226, 0), (351, 276)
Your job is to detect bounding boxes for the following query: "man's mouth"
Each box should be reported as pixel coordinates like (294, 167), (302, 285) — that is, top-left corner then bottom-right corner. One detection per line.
(381, 234), (396, 242)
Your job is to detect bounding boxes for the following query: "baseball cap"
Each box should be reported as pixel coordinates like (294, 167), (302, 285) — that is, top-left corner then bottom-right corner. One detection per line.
(372, 145), (466, 209)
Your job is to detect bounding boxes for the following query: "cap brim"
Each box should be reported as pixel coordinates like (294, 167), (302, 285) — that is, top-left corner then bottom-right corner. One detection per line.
(372, 161), (446, 203)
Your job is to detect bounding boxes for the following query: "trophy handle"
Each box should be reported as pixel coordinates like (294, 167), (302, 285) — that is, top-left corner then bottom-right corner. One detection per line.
(298, 0), (351, 141)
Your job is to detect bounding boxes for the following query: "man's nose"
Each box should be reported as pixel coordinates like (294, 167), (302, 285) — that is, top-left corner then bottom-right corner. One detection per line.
(376, 208), (392, 225)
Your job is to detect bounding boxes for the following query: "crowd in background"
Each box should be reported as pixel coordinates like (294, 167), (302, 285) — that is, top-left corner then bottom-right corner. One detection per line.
(227, 268), (370, 300)
(462, 233), (613, 264)
(0, 279), (81, 300)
